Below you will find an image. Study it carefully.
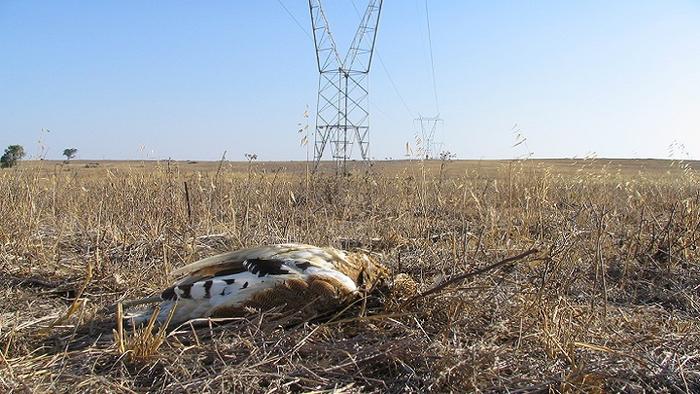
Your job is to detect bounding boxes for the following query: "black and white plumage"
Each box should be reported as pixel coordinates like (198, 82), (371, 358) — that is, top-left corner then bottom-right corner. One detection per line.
(125, 243), (390, 326)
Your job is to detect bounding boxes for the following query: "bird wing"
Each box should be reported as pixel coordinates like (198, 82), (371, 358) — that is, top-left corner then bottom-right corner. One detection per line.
(169, 243), (329, 285)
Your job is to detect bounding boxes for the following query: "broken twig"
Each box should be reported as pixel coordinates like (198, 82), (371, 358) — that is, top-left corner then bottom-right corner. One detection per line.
(401, 248), (540, 307)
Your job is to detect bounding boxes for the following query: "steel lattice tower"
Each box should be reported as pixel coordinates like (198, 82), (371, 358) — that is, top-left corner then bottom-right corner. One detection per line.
(414, 115), (444, 159)
(309, 0), (383, 174)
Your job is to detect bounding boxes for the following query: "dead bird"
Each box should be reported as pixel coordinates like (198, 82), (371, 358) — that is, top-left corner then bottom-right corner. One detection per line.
(123, 243), (401, 326)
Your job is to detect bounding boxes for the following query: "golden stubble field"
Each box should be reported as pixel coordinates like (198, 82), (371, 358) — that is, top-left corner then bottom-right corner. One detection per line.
(1, 158), (699, 393)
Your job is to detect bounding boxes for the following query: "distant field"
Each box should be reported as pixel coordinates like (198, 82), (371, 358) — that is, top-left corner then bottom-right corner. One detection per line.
(1, 158), (699, 392)
(21, 157), (700, 177)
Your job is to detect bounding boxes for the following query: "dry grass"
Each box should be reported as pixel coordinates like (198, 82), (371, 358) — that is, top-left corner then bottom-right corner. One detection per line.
(1, 158), (699, 393)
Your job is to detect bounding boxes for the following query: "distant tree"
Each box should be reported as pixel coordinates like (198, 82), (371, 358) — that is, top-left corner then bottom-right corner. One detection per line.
(0, 145), (25, 168)
(63, 148), (78, 161)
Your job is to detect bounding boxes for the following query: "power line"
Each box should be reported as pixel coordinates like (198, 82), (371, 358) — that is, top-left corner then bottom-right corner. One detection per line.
(424, 0), (440, 115)
(377, 54), (415, 117)
(277, 0), (425, 120)
(275, 0), (313, 41)
(350, 0), (415, 118)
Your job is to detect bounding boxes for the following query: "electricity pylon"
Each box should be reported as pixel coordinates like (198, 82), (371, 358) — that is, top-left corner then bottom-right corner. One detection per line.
(309, 0), (383, 174)
(414, 115), (444, 159)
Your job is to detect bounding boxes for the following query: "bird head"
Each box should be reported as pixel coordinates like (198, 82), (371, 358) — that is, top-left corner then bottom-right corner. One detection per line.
(353, 252), (391, 291)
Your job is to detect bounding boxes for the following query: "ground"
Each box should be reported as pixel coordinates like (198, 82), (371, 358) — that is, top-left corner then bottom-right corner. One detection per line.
(1, 158), (699, 393)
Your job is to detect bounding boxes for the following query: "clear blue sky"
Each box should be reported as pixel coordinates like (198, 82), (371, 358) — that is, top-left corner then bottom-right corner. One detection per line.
(1, 1), (699, 161)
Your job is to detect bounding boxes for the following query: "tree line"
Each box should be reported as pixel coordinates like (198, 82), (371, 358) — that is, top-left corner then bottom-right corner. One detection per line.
(1, 145), (79, 168)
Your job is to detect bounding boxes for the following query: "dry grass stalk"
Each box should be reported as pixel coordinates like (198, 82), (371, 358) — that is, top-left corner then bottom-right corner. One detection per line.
(116, 304), (177, 363)
(38, 259), (93, 336)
